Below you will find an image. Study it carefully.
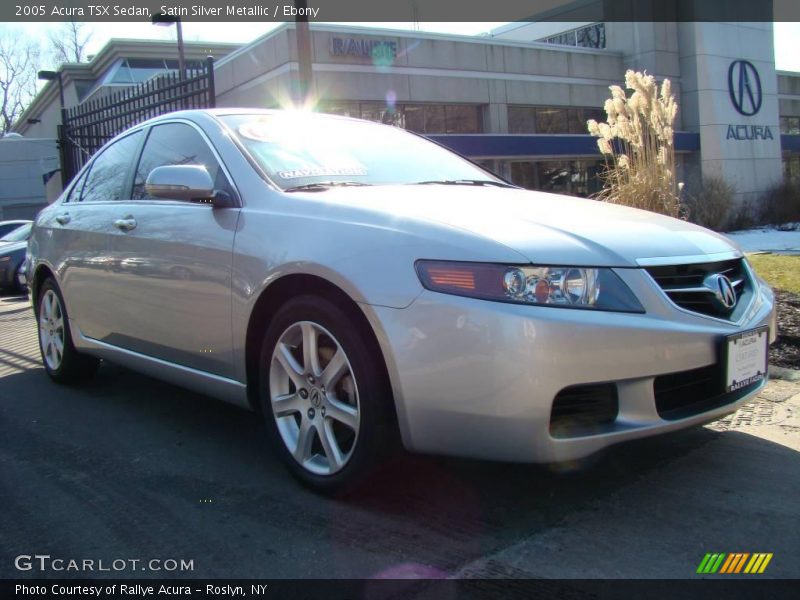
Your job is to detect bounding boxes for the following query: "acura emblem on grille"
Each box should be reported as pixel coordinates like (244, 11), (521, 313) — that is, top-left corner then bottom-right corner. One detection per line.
(703, 273), (737, 311)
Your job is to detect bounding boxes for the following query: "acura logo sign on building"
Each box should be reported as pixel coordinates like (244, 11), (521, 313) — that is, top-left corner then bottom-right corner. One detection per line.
(728, 60), (762, 116)
(726, 59), (773, 141)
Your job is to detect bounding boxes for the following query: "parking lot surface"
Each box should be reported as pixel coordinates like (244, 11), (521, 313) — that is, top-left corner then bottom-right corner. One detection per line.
(1, 294), (798, 579)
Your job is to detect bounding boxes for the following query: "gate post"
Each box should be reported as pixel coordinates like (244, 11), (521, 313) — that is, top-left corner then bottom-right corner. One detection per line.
(206, 56), (216, 108)
(56, 124), (73, 189)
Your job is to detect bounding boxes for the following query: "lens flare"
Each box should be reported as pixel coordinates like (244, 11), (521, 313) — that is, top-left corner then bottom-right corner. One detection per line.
(386, 90), (397, 111)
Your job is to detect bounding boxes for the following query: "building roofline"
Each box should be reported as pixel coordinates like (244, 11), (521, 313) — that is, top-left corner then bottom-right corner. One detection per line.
(14, 38), (238, 134)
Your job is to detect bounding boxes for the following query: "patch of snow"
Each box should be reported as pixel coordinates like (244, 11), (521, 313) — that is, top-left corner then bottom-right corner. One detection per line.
(723, 225), (800, 254)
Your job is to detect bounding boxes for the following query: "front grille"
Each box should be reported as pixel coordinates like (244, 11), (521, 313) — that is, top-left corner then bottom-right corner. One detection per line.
(654, 363), (762, 420)
(550, 383), (618, 438)
(645, 259), (749, 319)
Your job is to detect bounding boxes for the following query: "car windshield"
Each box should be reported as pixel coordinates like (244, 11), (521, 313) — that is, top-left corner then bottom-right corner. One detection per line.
(221, 113), (506, 191)
(0, 222), (32, 242)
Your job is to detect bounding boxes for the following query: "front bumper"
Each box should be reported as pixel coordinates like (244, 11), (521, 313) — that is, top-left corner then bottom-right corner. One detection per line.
(367, 270), (776, 464)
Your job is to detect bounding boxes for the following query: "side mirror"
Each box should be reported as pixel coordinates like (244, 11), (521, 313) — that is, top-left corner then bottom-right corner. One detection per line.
(145, 165), (234, 208)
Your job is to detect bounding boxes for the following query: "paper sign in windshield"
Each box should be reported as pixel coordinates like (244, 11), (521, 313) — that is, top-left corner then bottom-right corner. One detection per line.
(278, 167), (368, 179)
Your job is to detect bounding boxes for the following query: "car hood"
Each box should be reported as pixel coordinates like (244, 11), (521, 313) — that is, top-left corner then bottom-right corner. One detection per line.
(312, 185), (740, 267)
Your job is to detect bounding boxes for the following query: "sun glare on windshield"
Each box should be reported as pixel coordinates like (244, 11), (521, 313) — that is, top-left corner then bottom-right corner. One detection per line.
(222, 113), (500, 190)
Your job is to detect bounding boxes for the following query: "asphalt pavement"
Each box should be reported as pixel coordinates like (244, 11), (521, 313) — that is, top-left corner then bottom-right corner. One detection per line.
(1, 294), (798, 580)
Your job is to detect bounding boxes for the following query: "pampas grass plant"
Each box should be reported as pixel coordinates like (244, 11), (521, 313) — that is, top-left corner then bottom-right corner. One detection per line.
(588, 70), (683, 217)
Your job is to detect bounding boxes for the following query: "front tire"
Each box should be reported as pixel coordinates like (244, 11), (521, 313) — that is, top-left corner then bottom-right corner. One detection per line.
(36, 277), (99, 383)
(259, 295), (394, 493)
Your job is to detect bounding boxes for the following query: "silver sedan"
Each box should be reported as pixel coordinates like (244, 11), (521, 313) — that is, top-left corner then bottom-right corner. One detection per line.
(27, 109), (776, 492)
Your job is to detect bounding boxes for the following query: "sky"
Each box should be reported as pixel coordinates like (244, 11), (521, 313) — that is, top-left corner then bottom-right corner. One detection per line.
(6, 21), (800, 72)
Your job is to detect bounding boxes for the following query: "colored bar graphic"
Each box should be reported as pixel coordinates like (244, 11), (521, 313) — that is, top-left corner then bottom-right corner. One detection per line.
(699, 552), (773, 574)
(697, 553), (714, 574)
(697, 553), (727, 574)
(758, 554), (773, 573)
(734, 553), (750, 573)
(719, 554), (736, 573)
(744, 554), (761, 573)
(711, 554), (726, 573)
(721, 553), (749, 573)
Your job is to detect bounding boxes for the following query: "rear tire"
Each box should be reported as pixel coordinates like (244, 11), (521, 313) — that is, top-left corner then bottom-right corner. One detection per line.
(36, 276), (99, 384)
(259, 295), (395, 494)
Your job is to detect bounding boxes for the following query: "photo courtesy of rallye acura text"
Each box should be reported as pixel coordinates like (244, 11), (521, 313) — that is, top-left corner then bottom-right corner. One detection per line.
(26, 109), (777, 493)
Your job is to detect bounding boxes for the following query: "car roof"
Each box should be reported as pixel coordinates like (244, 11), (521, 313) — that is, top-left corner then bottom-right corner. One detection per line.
(0, 220), (32, 225)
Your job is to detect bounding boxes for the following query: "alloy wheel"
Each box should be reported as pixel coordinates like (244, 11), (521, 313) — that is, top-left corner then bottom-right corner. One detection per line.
(269, 321), (361, 475)
(39, 289), (65, 371)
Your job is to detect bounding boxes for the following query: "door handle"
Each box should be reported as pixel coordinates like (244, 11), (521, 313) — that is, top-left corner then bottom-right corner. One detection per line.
(55, 213), (71, 225)
(113, 217), (137, 231)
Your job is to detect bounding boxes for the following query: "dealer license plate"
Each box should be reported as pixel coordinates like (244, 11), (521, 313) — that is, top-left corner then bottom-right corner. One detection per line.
(724, 327), (768, 393)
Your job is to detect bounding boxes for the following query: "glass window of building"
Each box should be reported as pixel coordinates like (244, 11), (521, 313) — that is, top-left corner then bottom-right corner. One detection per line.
(322, 102), (361, 118)
(108, 58), (204, 85)
(541, 23), (606, 49)
(319, 102), (483, 134)
(508, 106), (537, 134)
(508, 106), (607, 134)
(510, 161), (537, 190)
(359, 102), (403, 126)
(444, 105), (483, 133)
(572, 108), (607, 134)
(404, 105), (425, 133)
(780, 116), (800, 135)
(423, 105), (447, 133)
(784, 155), (800, 180)
(508, 159), (605, 197)
(535, 108), (569, 133)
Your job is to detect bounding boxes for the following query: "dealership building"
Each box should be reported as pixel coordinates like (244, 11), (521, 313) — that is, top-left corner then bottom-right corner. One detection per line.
(13, 20), (800, 215)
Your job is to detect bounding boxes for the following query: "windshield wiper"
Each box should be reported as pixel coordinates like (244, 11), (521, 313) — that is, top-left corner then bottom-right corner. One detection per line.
(411, 179), (516, 188)
(283, 181), (373, 193)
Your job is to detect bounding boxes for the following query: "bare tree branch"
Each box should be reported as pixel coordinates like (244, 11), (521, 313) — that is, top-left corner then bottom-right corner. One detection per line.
(48, 21), (92, 66)
(0, 28), (41, 134)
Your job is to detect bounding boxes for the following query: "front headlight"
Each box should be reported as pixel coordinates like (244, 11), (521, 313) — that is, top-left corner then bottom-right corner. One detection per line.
(416, 260), (644, 313)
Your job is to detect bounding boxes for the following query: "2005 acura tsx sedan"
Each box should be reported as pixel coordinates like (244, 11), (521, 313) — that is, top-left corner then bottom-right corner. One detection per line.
(27, 109), (776, 492)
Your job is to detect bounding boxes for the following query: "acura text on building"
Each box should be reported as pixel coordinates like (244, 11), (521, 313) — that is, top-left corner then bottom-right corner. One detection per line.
(726, 59), (774, 141)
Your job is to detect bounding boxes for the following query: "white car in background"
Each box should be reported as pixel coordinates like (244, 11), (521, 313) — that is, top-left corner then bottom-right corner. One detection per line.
(26, 110), (776, 492)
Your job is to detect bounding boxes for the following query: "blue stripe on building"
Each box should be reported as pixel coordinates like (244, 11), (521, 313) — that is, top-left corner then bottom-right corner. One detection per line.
(781, 134), (800, 153)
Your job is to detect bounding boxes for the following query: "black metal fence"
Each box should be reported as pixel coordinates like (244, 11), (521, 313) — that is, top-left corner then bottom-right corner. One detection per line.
(58, 56), (216, 184)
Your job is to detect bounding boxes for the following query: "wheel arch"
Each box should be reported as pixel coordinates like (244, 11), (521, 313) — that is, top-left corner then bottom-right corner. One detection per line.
(30, 262), (56, 307)
(244, 274), (399, 431)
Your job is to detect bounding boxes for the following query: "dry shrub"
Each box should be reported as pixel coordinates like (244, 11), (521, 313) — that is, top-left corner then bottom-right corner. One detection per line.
(759, 180), (800, 229)
(587, 70), (682, 218)
(683, 176), (734, 231)
(726, 199), (758, 232)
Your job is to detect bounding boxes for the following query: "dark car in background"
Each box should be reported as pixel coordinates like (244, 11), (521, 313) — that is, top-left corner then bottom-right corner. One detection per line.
(0, 220), (31, 238)
(0, 222), (32, 294)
